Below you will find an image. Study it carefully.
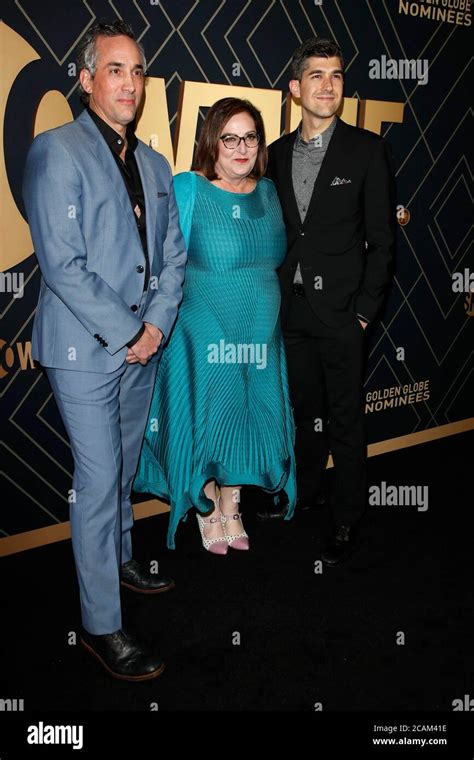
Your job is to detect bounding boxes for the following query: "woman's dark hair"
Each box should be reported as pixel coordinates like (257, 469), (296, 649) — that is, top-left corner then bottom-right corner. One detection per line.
(291, 37), (344, 81)
(193, 97), (267, 181)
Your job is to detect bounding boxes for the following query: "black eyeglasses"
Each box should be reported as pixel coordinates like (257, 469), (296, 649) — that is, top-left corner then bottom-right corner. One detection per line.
(219, 132), (260, 149)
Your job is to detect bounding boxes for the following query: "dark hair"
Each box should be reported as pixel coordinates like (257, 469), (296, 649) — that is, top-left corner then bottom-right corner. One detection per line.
(193, 97), (267, 181)
(77, 20), (146, 104)
(291, 37), (344, 81)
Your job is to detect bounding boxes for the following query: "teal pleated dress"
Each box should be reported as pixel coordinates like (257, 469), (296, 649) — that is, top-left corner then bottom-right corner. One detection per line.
(134, 172), (296, 548)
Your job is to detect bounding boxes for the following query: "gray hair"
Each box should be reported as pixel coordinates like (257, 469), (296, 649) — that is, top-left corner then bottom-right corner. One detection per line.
(77, 20), (147, 104)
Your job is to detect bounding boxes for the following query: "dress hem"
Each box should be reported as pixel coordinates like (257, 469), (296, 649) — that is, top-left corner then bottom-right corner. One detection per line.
(133, 448), (296, 549)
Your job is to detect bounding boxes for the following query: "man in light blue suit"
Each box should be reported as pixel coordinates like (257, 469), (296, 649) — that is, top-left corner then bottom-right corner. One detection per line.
(22, 21), (186, 681)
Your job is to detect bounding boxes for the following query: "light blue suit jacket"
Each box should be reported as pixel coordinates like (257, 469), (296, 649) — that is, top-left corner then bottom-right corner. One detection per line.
(23, 109), (187, 372)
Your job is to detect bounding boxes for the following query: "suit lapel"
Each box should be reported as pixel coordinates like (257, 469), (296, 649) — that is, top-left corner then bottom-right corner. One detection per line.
(76, 111), (141, 244)
(280, 131), (302, 228)
(303, 117), (346, 224)
(135, 146), (157, 268)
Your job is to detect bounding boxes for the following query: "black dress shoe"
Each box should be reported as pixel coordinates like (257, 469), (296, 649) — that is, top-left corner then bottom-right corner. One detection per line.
(80, 628), (165, 681)
(120, 559), (175, 594)
(299, 492), (327, 512)
(256, 499), (289, 521)
(321, 525), (356, 566)
(256, 492), (326, 521)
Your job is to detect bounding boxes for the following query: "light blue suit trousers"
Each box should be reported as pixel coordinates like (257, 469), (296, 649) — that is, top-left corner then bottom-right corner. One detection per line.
(47, 295), (160, 634)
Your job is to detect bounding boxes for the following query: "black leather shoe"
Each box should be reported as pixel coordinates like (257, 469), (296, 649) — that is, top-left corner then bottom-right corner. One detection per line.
(321, 525), (356, 566)
(80, 628), (165, 681)
(256, 492), (326, 520)
(256, 499), (289, 521)
(120, 559), (175, 594)
(299, 492), (327, 512)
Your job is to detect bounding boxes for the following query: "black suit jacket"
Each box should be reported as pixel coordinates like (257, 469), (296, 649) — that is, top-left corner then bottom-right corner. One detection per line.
(267, 118), (396, 327)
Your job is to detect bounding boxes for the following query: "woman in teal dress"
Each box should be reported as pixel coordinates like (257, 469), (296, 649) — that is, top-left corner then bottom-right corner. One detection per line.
(134, 97), (296, 552)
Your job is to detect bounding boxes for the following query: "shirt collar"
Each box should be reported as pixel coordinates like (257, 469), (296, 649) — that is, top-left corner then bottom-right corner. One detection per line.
(86, 108), (138, 155)
(295, 116), (338, 150)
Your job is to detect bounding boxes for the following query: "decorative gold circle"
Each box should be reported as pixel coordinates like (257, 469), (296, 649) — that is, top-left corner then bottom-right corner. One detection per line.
(397, 207), (410, 226)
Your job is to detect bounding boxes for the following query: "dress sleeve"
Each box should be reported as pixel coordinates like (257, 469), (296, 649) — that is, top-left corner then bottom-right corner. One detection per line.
(173, 171), (197, 249)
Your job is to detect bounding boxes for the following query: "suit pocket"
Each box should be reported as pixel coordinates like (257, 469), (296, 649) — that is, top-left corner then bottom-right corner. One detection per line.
(354, 313), (367, 333)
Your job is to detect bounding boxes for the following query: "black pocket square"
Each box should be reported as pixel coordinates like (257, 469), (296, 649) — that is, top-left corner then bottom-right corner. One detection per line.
(157, 191), (168, 197)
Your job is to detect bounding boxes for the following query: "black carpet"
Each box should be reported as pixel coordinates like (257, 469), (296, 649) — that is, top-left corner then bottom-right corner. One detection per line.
(1, 432), (473, 751)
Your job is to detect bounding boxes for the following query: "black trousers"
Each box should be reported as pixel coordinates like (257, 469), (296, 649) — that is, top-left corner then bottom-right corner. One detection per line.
(282, 289), (367, 525)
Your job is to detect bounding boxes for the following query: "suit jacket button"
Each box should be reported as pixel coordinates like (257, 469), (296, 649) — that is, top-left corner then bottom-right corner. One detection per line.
(94, 333), (99, 339)
(103, 342), (108, 347)
(299, 230), (305, 236)
(136, 265), (144, 273)
(130, 304), (138, 312)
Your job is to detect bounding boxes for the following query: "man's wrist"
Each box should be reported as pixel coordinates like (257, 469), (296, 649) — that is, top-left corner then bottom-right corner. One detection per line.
(126, 324), (145, 348)
(144, 321), (164, 339)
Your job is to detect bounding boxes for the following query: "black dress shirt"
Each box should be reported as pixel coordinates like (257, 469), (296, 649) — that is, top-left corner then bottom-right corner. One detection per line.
(87, 108), (148, 346)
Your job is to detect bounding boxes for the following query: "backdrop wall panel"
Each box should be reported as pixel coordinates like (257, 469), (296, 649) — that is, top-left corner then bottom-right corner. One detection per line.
(1, 0), (472, 553)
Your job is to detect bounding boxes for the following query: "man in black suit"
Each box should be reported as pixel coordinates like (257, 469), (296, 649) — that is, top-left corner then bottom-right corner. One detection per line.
(263, 38), (395, 565)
